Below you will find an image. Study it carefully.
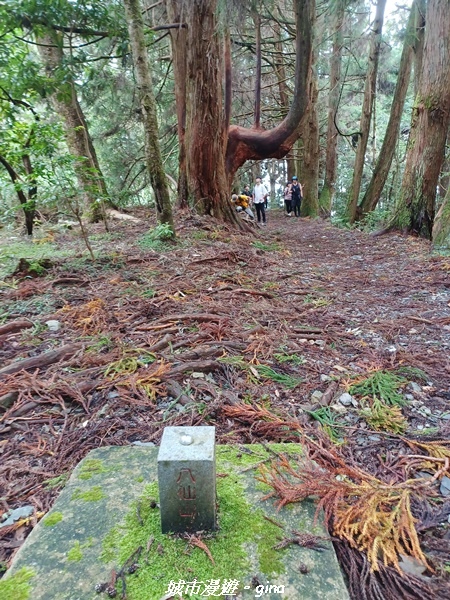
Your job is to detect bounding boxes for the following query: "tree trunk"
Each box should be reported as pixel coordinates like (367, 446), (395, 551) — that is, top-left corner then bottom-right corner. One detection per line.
(166, 0), (313, 224)
(123, 0), (175, 234)
(347, 0), (386, 222)
(319, 0), (345, 217)
(298, 75), (319, 217)
(36, 32), (111, 222)
(182, 0), (240, 223)
(414, 0), (426, 94)
(166, 0), (188, 209)
(225, 0), (314, 180)
(389, 0), (450, 239)
(432, 185), (450, 249)
(0, 154), (35, 235)
(356, 1), (417, 219)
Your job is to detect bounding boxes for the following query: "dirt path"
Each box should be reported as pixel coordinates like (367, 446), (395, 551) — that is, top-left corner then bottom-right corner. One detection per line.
(1, 211), (450, 596)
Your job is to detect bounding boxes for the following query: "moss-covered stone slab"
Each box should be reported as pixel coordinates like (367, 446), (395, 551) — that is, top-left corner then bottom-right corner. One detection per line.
(5, 444), (349, 600)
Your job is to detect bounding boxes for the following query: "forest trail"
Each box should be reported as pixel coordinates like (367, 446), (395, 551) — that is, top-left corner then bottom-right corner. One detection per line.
(1, 210), (450, 596)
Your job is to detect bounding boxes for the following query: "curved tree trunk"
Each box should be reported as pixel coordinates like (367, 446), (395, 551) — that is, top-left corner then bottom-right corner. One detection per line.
(225, 0), (314, 181)
(124, 0), (175, 234)
(319, 0), (345, 217)
(356, 1), (417, 219)
(389, 0), (450, 239)
(166, 0), (188, 209)
(167, 0), (314, 224)
(36, 32), (111, 222)
(347, 0), (386, 223)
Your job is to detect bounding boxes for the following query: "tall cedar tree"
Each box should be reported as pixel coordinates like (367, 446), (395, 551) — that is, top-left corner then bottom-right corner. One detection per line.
(347, 0), (386, 223)
(123, 0), (175, 234)
(389, 0), (450, 239)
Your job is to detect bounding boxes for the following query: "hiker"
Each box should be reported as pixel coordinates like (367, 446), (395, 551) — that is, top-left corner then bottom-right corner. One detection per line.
(291, 176), (303, 217)
(283, 180), (293, 216)
(231, 194), (254, 219)
(241, 184), (252, 201)
(252, 177), (269, 225)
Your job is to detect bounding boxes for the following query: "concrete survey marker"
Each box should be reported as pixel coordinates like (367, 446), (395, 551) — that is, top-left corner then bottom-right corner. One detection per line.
(4, 444), (349, 600)
(158, 426), (216, 533)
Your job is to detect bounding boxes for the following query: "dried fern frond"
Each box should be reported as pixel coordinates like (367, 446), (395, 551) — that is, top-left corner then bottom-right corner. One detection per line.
(258, 454), (433, 573)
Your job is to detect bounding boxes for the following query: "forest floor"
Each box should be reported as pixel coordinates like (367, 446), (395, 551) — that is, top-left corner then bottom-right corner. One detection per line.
(1, 208), (450, 599)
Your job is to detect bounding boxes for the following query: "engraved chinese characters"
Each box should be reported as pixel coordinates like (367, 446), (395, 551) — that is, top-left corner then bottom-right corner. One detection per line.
(157, 426), (216, 533)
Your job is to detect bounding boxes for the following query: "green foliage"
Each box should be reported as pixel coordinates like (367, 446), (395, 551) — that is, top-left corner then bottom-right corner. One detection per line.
(71, 486), (105, 502)
(359, 398), (407, 434)
(395, 366), (428, 382)
(42, 512), (63, 527)
(219, 355), (302, 389)
(273, 350), (306, 365)
(254, 364), (303, 389)
(349, 370), (407, 406)
(43, 473), (69, 490)
(307, 407), (343, 444)
(138, 224), (176, 251)
(0, 567), (35, 600)
(251, 240), (282, 252)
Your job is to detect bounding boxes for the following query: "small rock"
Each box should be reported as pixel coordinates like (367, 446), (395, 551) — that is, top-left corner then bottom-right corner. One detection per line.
(407, 382), (422, 393)
(441, 413), (450, 420)
(330, 403), (347, 415)
(398, 554), (427, 579)
(191, 372), (205, 379)
(338, 392), (353, 406)
(311, 390), (324, 403)
(419, 407), (432, 416)
(404, 393), (414, 401)
(45, 319), (60, 332)
(131, 441), (155, 447)
(0, 505), (34, 528)
(320, 374), (332, 383)
(416, 425), (424, 430)
(440, 476), (450, 497)
(368, 435), (381, 442)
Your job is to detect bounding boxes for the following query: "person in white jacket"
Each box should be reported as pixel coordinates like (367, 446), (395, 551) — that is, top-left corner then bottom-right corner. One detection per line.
(252, 177), (269, 225)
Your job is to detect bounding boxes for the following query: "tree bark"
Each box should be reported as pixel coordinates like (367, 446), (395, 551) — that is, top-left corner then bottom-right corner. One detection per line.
(166, 0), (188, 209)
(123, 0), (175, 233)
(347, 0), (386, 222)
(319, 0), (345, 217)
(183, 0), (240, 222)
(356, 1), (417, 219)
(432, 185), (450, 249)
(36, 32), (111, 222)
(297, 67), (319, 217)
(389, 0), (450, 239)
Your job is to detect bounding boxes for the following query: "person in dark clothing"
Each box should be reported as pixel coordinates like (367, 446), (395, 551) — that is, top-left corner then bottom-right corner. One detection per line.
(291, 176), (303, 217)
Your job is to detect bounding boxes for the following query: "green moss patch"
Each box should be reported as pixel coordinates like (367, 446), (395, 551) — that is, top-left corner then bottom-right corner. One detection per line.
(42, 512), (63, 527)
(71, 486), (105, 502)
(67, 541), (84, 562)
(77, 459), (110, 481)
(101, 446), (291, 600)
(0, 567), (35, 600)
